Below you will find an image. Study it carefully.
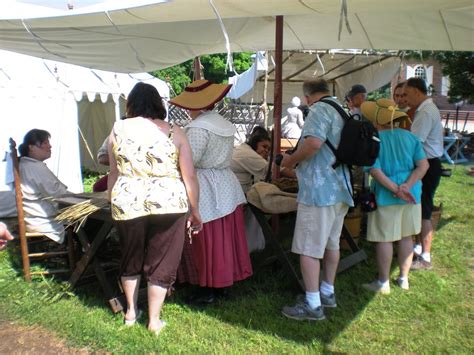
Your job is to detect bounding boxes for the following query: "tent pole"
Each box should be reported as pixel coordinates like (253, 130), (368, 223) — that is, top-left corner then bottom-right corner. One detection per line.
(271, 15), (283, 235)
(263, 51), (269, 128)
(272, 15), (283, 181)
(193, 57), (202, 80)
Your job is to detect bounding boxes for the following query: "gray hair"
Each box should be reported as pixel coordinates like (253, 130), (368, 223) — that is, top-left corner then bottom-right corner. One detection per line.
(302, 79), (329, 96)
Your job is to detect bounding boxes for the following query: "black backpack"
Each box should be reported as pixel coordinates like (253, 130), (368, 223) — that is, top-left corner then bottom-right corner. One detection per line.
(320, 98), (380, 169)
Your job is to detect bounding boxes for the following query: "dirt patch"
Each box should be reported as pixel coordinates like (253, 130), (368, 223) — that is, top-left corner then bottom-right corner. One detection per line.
(0, 314), (92, 354)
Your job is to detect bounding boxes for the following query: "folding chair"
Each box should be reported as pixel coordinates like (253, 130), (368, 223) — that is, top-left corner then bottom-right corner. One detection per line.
(10, 138), (75, 281)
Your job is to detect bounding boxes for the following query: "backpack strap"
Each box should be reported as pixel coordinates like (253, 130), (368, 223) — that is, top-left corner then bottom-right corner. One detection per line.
(318, 98), (350, 168)
(320, 98), (351, 121)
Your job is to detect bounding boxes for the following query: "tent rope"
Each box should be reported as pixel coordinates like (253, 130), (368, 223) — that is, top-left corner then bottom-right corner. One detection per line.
(104, 11), (146, 71)
(338, 0), (353, 41)
(21, 19), (69, 59)
(77, 125), (100, 172)
(209, 0), (236, 74)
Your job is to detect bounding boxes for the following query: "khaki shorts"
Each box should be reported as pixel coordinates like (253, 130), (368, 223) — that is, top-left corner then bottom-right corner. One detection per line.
(367, 204), (421, 243)
(292, 203), (349, 259)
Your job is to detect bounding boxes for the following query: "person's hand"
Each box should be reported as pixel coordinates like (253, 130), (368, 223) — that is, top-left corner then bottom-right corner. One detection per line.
(187, 209), (202, 236)
(394, 184), (416, 204)
(0, 222), (14, 251)
(280, 153), (295, 169)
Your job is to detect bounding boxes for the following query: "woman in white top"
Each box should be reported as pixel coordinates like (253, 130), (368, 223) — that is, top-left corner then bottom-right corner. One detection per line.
(231, 130), (271, 194)
(170, 79), (252, 304)
(281, 96), (304, 139)
(18, 129), (70, 243)
(231, 129), (271, 253)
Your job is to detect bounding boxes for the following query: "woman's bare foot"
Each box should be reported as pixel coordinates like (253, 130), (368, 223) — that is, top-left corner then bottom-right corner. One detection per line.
(148, 320), (167, 336)
(124, 308), (141, 325)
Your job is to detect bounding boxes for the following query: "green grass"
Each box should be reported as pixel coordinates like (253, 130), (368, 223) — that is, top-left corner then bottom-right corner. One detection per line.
(82, 170), (102, 193)
(0, 165), (473, 353)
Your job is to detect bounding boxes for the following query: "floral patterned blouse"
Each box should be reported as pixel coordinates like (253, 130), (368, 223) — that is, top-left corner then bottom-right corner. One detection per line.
(110, 117), (189, 220)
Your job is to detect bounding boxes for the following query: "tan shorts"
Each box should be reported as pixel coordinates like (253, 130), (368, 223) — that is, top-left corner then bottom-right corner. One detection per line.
(367, 204), (421, 243)
(292, 203), (349, 259)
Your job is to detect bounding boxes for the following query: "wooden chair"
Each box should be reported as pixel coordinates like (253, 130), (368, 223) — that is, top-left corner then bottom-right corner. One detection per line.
(9, 138), (75, 281)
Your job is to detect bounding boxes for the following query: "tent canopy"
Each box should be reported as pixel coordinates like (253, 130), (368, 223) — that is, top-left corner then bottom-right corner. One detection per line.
(239, 50), (402, 105)
(0, 1), (472, 73)
(0, 50), (170, 102)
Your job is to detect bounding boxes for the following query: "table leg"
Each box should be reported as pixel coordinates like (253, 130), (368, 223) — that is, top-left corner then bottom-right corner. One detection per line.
(68, 221), (113, 288)
(443, 140), (456, 165)
(337, 224), (367, 273)
(92, 258), (124, 313)
(249, 204), (305, 292)
(451, 139), (469, 164)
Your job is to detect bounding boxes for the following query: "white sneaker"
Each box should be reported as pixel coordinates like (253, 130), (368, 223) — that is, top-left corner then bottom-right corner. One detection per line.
(362, 280), (390, 295)
(396, 278), (409, 290)
(413, 244), (422, 256)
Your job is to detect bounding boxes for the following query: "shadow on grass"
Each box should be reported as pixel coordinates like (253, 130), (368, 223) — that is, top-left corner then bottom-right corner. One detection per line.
(436, 216), (456, 231)
(170, 214), (378, 348)
(2, 214), (377, 350)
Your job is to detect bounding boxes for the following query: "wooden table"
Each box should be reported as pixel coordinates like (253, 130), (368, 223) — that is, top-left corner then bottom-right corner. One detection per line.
(55, 195), (125, 313)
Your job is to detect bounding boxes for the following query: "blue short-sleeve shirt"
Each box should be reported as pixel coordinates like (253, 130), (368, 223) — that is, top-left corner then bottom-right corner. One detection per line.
(367, 128), (426, 206)
(296, 98), (354, 207)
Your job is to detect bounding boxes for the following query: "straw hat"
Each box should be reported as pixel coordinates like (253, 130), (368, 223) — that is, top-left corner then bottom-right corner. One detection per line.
(169, 79), (232, 111)
(361, 98), (408, 125)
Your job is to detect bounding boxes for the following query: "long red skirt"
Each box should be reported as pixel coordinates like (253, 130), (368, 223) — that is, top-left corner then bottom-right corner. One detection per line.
(177, 205), (253, 288)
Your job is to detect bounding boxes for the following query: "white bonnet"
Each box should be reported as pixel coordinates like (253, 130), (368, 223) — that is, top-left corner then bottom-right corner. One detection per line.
(291, 96), (301, 107)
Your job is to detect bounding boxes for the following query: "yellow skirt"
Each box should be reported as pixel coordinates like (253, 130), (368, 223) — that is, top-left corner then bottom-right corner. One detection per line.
(367, 204), (421, 242)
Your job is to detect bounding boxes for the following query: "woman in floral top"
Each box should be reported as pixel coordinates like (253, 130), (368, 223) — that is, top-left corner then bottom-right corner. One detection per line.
(108, 83), (201, 335)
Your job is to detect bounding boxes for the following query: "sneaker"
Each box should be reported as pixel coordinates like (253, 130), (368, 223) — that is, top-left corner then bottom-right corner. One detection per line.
(362, 280), (391, 295)
(396, 278), (409, 290)
(281, 301), (325, 321)
(413, 244), (422, 256)
(295, 293), (337, 308)
(410, 258), (433, 271)
(320, 293), (337, 308)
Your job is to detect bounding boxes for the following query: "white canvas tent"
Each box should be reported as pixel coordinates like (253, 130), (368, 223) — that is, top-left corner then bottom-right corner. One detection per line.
(237, 50), (402, 105)
(0, 1), (472, 73)
(0, 49), (169, 217)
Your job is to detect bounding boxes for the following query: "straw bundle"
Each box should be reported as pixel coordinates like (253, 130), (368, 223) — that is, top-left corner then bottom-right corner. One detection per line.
(55, 198), (109, 228)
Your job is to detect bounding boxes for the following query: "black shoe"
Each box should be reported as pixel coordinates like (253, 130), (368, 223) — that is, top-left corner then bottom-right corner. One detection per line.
(192, 292), (216, 305)
(185, 287), (216, 305)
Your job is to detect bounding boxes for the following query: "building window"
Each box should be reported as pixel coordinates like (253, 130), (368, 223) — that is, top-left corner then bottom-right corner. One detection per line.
(414, 65), (427, 80)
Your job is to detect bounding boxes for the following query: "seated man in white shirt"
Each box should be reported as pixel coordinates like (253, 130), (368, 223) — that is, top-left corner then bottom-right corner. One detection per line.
(18, 129), (71, 244)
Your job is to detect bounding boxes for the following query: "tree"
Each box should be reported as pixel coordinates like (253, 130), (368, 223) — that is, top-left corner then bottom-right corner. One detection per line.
(367, 83), (391, 101)
(151, 52), (254, 96)
(151, 60), (193, 96)
(433, 51), (474, 104)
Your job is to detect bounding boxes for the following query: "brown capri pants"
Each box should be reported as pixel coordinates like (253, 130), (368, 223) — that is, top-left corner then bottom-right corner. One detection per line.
(114, 213), (186, 289)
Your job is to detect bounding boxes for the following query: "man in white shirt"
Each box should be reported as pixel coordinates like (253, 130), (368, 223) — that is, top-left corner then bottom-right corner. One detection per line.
(18, 129), (70, 243)
(405, 77), (443, 270)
